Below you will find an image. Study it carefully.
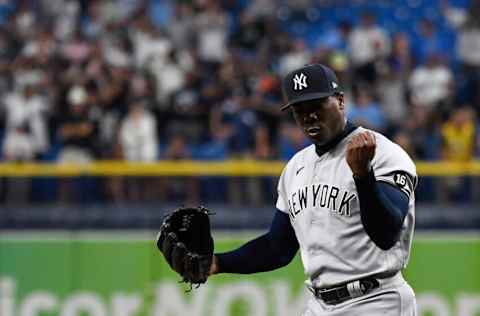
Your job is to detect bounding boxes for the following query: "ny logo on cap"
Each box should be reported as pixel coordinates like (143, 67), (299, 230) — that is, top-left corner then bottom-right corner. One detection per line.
(332, 82), (338, 89)
(293, 73), (308, 91)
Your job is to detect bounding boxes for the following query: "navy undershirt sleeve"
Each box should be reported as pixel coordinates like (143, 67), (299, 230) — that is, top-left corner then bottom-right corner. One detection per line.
(216, 210), (299, 274)
(354, 169), (410, 250)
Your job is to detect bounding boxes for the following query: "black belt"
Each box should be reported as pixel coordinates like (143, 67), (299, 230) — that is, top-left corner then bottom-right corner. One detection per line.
(310, 277), (380, 305)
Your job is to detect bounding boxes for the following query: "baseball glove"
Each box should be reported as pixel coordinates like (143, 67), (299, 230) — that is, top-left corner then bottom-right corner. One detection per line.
(156, 206), (214, 288)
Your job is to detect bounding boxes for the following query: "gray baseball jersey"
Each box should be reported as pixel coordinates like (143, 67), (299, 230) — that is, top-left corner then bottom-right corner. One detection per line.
(276, 127), (417, 289)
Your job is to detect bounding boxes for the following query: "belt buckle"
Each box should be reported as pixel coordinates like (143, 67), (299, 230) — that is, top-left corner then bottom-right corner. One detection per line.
(317, 285), (349, 305)
(346, 280), (364, 298)
(314, 278), (379, 305)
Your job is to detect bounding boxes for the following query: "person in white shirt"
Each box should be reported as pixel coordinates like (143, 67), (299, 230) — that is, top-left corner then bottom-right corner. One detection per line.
(118, 102), (159, 202)
(3, 84), (49, 159)
(119, 102), (158, 162)
(349, 12), (390, 83)
(409, 53), (453, 109)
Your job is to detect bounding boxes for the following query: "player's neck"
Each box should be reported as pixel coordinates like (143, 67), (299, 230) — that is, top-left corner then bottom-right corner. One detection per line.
(315, 121), (357, 157)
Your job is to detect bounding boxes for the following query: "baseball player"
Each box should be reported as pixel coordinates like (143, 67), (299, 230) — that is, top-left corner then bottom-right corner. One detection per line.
(208, 64), (417, 315)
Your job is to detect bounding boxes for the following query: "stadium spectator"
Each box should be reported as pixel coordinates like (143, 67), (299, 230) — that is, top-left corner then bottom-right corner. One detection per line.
(166, 70), (211, 145)
(389, 32), (414, 78)
(440, 106), (476, 201)
(195, 1), (229, 68)
(377, 33), (412, 126)
(409, 53), (453, 114)
(57, 85), (97, 164)
(130, 13), (172, 73)
(119, 102), (158, 162)
(39, 0), (80, 41)
(405, 105), (442, 160)
(230, 11), (263, 54)
(150, 49), (186, 109)
(441, 106), (476, 162)
(12, 1), (36, 41)
(2, 84), (49, 159)
(454, 2), (480, 111)
(278, 39), (311, 76)
(348, 11), (390, 84)
(214, 89), (258, 156)
(456, 12), (480, 71)
(167, 2), (196, 50)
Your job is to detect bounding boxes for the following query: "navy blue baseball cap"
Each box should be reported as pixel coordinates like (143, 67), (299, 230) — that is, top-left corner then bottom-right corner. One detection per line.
(281, 64), (343, 111)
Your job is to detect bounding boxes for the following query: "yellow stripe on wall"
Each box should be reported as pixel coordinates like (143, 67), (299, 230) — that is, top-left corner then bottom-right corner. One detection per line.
(0, 160), (478, 177)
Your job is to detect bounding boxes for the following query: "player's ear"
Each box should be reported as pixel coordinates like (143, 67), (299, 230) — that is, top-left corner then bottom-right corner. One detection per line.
(336, 93), (345, 110)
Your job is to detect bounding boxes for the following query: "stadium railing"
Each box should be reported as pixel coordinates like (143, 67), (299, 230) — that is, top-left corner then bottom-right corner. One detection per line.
(0, 160), (478, 177)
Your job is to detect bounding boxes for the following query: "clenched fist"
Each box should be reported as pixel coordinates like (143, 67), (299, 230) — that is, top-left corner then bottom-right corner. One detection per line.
(346, 131), (376, 178)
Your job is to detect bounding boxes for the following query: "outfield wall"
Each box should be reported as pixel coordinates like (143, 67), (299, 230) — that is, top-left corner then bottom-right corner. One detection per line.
(0, 232), (479, 316)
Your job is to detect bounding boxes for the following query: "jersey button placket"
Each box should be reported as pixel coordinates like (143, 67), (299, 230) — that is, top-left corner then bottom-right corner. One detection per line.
(312, 156), (326, 183)
(313, 164), (319, 183)
(309, 159), (323, 228)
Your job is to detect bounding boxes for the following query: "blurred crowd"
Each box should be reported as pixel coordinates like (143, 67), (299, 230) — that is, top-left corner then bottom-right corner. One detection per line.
(0, 0), (479, 204)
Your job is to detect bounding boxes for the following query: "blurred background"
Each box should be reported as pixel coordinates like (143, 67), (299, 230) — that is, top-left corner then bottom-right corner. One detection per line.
(0, 0), (479, 316)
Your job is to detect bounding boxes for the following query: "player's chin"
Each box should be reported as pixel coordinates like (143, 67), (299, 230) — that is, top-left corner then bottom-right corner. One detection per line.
(305, 132), (329, 145)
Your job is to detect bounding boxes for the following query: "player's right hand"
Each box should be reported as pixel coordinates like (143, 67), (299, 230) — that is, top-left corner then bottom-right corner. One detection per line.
(346, 131), (376, 178)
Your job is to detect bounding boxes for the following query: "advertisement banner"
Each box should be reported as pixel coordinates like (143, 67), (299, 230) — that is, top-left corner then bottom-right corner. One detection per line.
(0, 233), (479, 316)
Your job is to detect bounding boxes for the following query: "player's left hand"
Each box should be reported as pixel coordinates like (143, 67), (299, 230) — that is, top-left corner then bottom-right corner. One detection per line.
(156, 206), (214, 287)
(346, 131), (376, 178)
